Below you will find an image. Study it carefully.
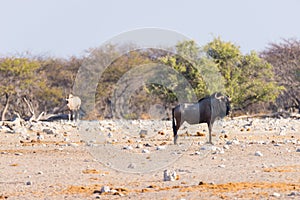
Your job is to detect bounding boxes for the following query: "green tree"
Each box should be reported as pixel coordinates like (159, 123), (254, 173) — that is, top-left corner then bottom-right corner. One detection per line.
(205, 37), (282, 111)
(0, 57), (68, 120)
(0, 57), (40, 120)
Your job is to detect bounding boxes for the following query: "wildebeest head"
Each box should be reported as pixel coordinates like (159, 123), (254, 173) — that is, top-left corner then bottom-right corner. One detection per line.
(212, 92), (231, 116)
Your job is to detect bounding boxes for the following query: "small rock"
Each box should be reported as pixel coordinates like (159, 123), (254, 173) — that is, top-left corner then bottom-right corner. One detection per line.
(108, 132), (113, 138)
(261, 163), (268, 168)
(68, 143), (79, 147)
(163, 169), (178, 181)
(136, 144), (142, 149)
(110, 189), (118, 194)
(15, 152), (23, 156)
(101, 186), (110, 193)
(218, 164), (226, 168)
(255, 151), (263, 157)
(296, 148), (300, 152)
(139, 130), (147, 138)
(25, 181), (32, 185)
(223, 145), (230, 150)
(37, 171), (43, 175)
(288, 191), (300, 196)
(123, 145), (133, 150)
(142, 149), (150, 153)
(272, 192), (280, 197)
(128, 163), (136, 169)
(43, 128), (54, 134)
(156, 146), (166, 150)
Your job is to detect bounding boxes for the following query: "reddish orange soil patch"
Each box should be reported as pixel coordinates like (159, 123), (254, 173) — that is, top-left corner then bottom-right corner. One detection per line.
(179, 182), (300, 193)
(82, 169), (109, 175)
(196, 132), (206, 137)
(0, 195), (8, 200)
(63, 181), (300, 197)
(63, 184), (129, 196)
(20, 140), (83, 146)
(263, 165), (300, 173)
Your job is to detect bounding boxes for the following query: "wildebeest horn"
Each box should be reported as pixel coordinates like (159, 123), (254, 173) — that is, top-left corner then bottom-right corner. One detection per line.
(214, 93), (224, 100)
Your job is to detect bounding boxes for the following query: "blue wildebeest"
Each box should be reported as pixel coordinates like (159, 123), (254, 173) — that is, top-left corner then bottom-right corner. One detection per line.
(66, 94), (81, 121)
(172, 92), (230, 144)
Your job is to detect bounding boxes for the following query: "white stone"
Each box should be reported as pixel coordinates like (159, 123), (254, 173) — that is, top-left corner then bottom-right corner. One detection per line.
(110, 189), (118, 194)
(68, 143), (79, 147)
(142, 149), (150, 153)
(272, 192), (280, 197)
(255, 151), (263, 157)
(156, 146), (166, 150)
(223, 145), (230, 150)
(123, 145), (133, 150)
(101, 186), (110, 193)
(163, 169), (177, 181)
(218, 164), (226, 168)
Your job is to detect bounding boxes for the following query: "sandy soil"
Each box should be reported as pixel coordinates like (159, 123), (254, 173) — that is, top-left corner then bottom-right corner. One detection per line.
(0, 117), (299, 200)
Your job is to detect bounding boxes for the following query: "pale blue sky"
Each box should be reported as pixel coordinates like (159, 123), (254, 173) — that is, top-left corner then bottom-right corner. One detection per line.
(1, 0), (300, 57)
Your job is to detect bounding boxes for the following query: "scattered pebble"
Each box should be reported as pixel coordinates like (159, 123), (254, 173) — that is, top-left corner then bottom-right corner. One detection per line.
(296, 148), (300, 152)
(108, 132), (113, 138)
(288, 191), (300, 196)
(128, 163), (136, 169)
(123, 145), (133, 150)
(255, 151), (263, 157)
(164, 169), (178, 181)
(218, 164), (226, 168)
(43, 128), (54, 134)
(101, 186), (110, 193)
(156, 146), (166, 150)
(25, 181), (32, 186)
(142, 149), (150, 153)
(272, 192), (280, 197)
(68, 143), (79, 147)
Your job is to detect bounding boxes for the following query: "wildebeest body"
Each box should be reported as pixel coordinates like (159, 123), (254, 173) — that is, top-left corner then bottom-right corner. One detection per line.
(172, 93), (230, 144)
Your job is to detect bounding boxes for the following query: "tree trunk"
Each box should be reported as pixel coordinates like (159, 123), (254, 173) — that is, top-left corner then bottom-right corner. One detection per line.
(1, 93), (10, 121)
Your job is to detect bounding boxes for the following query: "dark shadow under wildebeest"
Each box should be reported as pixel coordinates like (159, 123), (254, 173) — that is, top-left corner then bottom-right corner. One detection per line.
(172, 92), (230, 144)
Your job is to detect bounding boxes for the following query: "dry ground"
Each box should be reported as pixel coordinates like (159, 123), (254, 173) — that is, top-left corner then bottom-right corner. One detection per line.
(0, 117), (299, 199)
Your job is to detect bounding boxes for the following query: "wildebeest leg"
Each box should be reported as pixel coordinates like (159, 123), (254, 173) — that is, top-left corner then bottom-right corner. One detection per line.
(174, 121), (182, 144)
(172, 107), (181, 144)
(207, 122), (213, 144)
